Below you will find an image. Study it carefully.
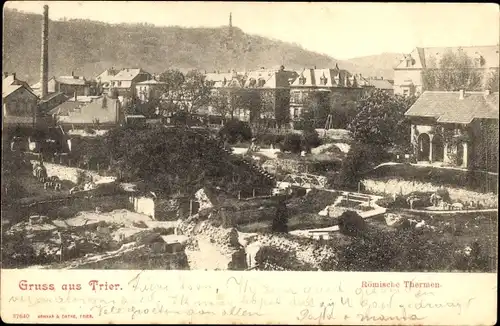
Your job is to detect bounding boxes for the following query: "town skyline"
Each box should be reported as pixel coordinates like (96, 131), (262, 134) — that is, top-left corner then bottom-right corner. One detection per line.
(4, 1), (499, 60)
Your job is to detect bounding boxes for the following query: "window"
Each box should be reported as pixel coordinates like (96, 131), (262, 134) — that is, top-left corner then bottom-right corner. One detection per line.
(403, 89), (409, 96)
(320, 75), (327, 85)
(299, 76), (306, 85)
(118, 81), (122, 87)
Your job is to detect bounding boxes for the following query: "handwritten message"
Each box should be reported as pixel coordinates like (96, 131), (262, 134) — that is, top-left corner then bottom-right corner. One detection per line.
(1, 270), (496, 325)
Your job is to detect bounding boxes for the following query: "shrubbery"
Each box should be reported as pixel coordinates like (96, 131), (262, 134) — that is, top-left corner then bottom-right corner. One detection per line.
(219, 120), (252, 144)
(281, 133), (302, 154)
(329, 142), (391, 190)
(338, 210), (366, 236)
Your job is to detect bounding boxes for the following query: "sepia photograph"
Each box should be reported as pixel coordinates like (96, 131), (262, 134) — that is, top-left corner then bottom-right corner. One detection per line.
(2, 1), (498, 276)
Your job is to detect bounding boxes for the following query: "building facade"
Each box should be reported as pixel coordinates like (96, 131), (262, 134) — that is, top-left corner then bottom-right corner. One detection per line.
(394, 45), (500, 96)
(135, 79), (167, 103)
(405, 90), (499, 170)
(109, 68), (152, 98)
(50, 95), (123, 126)
(289, 67), (365, 126)
(3, 75), (39, 126)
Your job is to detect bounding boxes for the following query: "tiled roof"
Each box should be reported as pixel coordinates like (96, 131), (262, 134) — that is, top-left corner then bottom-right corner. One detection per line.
(49, 101), (86, 116)
(290, 68), (354, 88)
(2, 84), (37, 99)
(396, 45), (500, 69)
(136, 79), (166, 85)
(405, 91), (499, 124)
(2, 84), (22, 98)
(54, 76), (88, 86)
(243, 69), (296, 88)
(111, 68), (150, 81)
(368, 78), (394, 90)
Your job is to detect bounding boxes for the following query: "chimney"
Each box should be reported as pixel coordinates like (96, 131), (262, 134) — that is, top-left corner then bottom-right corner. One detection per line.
(74, 91), (77, 102)
(380, 76), (383, 80)
(314, 65), (317, 69)
(12, 73), (16, 80)
(40, 5), (49, 99)
(459, 90), (464, 100)
(484, 89), (491, 96)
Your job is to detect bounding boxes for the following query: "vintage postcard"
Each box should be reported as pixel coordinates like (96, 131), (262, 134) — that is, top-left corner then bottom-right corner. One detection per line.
(1, 1), (498, 324)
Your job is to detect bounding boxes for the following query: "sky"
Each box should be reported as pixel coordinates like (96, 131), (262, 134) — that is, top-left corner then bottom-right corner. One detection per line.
(4, 1), (499, 60)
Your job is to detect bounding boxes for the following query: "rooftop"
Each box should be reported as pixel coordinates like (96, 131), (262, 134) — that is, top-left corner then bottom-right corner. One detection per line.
(111, 68), (150, 81)
(405, 90), (499, 124)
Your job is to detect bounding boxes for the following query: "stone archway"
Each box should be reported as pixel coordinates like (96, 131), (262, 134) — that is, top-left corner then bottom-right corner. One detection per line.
(432, 134), (444, 162)
(417, 133), (431, 161)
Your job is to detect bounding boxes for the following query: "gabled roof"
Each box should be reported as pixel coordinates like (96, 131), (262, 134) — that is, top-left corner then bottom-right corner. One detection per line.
(2, 84), (37, 99)
(3, 75), (32, 91)
(368, 78), (394, 90)
(54, 76), (88, 86)
(111, 68), (150, 81)
(49, 101), (87, 115)
(396, 45), (500, 69)
(405, 91), (499, 124)
(290, 68), (354, 88)
(136, 79), (166, 85)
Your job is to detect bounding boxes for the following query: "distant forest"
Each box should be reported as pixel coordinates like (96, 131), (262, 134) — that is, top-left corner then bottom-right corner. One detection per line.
(3, 8), (366, 83)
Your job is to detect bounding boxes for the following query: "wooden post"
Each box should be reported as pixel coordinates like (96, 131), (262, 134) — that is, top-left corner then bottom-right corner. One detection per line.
(238, 191), (241, 200)
(358, 182), (361, 193)
(252, 189), (256, 198)
(97, 163), (100, 172)
(346, 193), (349, 205)
(189, 200), (193, 216)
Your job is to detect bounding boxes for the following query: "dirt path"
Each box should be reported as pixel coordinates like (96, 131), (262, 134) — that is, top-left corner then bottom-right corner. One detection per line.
(185, 236), (231, 270)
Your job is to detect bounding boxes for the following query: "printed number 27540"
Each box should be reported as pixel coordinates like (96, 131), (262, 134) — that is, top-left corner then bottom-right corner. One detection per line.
(13, 314), (30, 319)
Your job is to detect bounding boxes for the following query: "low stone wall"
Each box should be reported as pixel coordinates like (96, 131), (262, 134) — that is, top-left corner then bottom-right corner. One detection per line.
(362, 179), (498, 208)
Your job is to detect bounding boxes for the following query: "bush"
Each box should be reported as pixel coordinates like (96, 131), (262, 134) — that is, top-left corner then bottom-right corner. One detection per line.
(219, 120), (252, 144)
(281, 133), (302, 154)
(338, 210), (366, 236)
(271, 201), (289, 233)
(335, 142), (391, 190)
(302, 127), (321, 149)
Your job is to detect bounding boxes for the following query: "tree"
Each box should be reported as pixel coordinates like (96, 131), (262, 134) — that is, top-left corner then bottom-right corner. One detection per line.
(421, 50), (483, 91)
(100, 125), (272, 196)
(486, 69), (499, 92)
(301, 91), (330, 128)
(178, 70), (211, 114)
(158, 69), (185, 97)
(332, 142), (390, 190)
(219, 120), (252, 144)
(271, 200), (289, 233)
(233, 90), (262, 123)
(347, 90), (417, 150)
(210, 89), (233, 119)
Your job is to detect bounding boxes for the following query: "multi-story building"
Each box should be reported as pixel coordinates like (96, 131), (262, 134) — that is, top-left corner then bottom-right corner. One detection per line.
(289, 66), (364, 124)
(109, 68), (152, 98)
(135, 79), (168, 103)
(31, 73), (92, 97)
(394, 45), (500, 96)
(95, 68), (120, 93)
(240, 66), (298, 126)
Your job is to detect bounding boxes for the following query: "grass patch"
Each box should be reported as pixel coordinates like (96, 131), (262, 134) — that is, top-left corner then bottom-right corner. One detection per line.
(365, 163), (497, 193)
